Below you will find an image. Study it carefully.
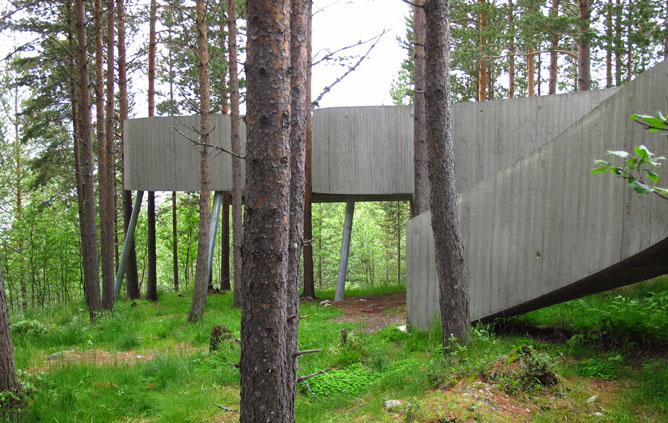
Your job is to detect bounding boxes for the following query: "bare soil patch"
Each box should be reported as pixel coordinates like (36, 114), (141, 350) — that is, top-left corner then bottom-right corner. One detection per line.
(328, 292), (406, 332)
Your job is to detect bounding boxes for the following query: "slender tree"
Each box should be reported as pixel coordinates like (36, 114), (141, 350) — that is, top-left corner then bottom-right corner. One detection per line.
(302, 0), (316, 300)
(101, 0), (116, 309)
(577, 0), (593, 91)
(286, 0), (309, 419)
(240, 0), (292, 419)
(187, 0), (212, 322)
(117, 0), (140, 300)
(413, 0), (430, 215)
(146, 0), (158, 301)
(425, 0), (471, 350)
(75, 0), (102, 320)
(228, 0), (243, 307)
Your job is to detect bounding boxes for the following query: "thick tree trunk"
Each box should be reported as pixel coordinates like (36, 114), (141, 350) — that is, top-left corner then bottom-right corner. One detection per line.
(228, 0), (243, 308)
(413, 0), (430, 215)
(187, 0), (213, 322)
(302, 0), (316, 300)
(0, 264), (19, 392)
(75, 0), (102, 320)
(424, 0), (471, 350)
(286, 0), (309, 419)
(117, 0), (140, 300)
(577, 0), (592, 91)
(146, 0), (158, 302)
(101, 0), (116, 310)
(240, 0), (292, 420)
(221, 193), (230, 290)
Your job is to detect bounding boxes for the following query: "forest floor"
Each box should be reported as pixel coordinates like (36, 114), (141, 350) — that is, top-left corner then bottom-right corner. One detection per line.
(8, 280), (668, 422)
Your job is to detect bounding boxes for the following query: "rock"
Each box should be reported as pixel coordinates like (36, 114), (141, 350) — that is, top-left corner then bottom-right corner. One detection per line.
(397, 325), (407, 332)
(323, 303), (332, 307)
(48, 349), (76, 360)
(586, 395), (599, 404)
(384, 399), (401, 410)
(593, 412), (603, 417)
(319, 300), (331, 305)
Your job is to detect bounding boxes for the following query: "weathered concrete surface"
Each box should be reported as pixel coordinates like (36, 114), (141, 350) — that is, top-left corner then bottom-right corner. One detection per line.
(407, 61), (668, 328)
(124, 90), (615, 198)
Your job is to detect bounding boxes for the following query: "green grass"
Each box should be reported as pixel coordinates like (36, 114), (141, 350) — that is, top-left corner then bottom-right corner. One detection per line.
(5, 279), (668, 422)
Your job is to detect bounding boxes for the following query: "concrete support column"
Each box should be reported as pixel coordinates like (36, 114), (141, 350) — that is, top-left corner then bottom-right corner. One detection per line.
(207, 191), (223, 286)
(114, 191), (144, 303)
(335, 198), (355, 301)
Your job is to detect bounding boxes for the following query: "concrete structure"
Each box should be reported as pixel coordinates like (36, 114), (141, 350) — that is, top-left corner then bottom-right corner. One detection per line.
(407, 61), (668, 328)
(124, 61), (668, 328)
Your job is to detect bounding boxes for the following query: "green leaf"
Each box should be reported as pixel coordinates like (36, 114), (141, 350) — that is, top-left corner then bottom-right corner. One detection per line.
(607, 150), (630, 159)
(656, 187), (668, 195)
(593, 160), (610, 166)
(635, 145), (652, 159)
(646, 170), (660, 183)
(642, 117), (667, 129)
(591, 167), (608, 174)
(628, 179), (653, 195)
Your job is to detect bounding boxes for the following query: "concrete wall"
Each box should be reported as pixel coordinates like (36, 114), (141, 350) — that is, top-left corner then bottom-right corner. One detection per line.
(124, 89), (616, 197)
(407, 61), (668, 328)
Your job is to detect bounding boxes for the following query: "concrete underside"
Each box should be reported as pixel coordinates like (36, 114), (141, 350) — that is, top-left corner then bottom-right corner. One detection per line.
(123, 61), (668, 329)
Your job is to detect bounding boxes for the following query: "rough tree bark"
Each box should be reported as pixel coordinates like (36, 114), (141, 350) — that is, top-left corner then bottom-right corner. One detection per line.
(0, 263), (19, 393)
(424, 0), (471, 350)
(101, 0), (116, 310)
(286, 0), (309, 419)
(75, 0), (102, 321)
(187, 0), (212, 322)
(146, 0), (158, 302)
(508, 0), (515, 98)
(549, 0), (559, 95)
(117, 0), (140, 300)
(240, 0), (292, 420)
(413, 0), (430, 215)
(228, 0), (243, 308)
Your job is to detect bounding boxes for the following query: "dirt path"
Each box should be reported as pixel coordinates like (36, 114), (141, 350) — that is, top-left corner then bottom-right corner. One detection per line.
(328, 292), (406, 332)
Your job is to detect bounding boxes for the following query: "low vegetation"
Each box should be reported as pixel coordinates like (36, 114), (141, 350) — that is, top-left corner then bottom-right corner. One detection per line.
(2, 278), (668, 422)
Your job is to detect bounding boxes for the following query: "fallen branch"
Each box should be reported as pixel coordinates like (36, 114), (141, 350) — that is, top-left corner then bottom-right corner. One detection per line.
(298, 368), (333, 382)
(213, 404), (239, 413)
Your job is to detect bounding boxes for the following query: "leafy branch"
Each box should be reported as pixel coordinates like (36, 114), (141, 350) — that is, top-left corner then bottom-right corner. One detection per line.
(592, 112), (668, 201)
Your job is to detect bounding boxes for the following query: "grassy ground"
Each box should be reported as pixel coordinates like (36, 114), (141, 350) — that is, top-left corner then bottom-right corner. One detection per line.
(4, 276), (668, 422)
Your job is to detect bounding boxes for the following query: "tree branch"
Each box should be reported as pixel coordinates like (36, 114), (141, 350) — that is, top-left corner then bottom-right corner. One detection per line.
(312, 29), (386, 110)
(295, 348), (323, 357)
(297, 368), (333, 382)
(213, 404), (239, 413)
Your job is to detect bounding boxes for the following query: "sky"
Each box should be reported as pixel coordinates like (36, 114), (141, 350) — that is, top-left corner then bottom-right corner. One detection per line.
(310, 0), (410, 108)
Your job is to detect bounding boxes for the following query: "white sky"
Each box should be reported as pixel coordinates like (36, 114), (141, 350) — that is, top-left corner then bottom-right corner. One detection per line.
(311, 0), (409, 108)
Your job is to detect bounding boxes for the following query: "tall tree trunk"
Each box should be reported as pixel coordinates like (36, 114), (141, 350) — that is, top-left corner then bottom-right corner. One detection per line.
(187, 0), (212, 322)
(549, 0), (559, 94)
(606, 0), (613, 87)
(117, 0), (140, 300)
(101, 0), (116, 310)
(76, 0), (102, 320)
(477, 0), (487, 101)
(577, 0), (592, 91)
(240, 0), (292, 420)
(615, 0), (622, 85)
(508, 0), (515, 98)
(424, 0), (471, 350)
(146, 0), (158, 302)
(221, 193), (230, 290)
(302, 0), (316, 299)
(228, 0), (243, 308)
(286, 0), (308, 419)
(626, 0), (632, 82)
(0, 263), (19, 393)
(527, 47), (535, 96)
(665, 0), (668, 59)
(172, 192), (179, 292)
(302, 0), (316, 300)
(413, 0), (430, 214)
